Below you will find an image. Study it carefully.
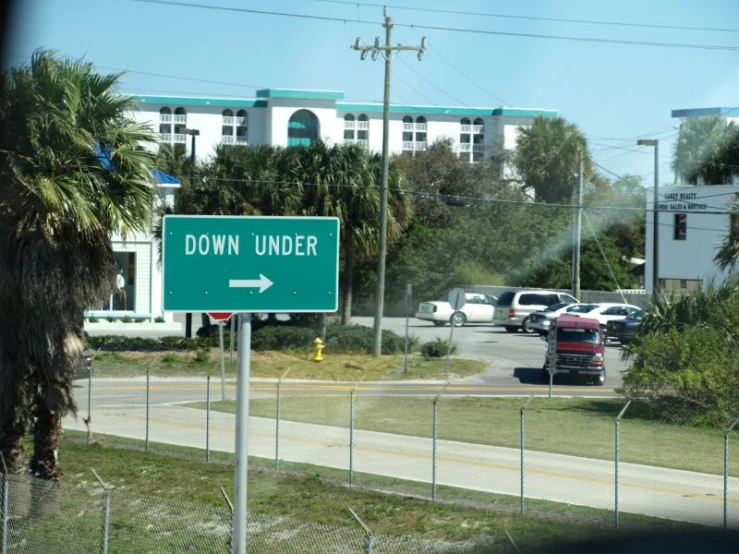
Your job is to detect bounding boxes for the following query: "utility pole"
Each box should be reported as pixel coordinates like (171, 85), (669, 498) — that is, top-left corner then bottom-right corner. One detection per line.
(572, 151), (584, 300)
(351, 10), (426, 357)
(182, 128), (200, 338)
(637, 139), (659, 295)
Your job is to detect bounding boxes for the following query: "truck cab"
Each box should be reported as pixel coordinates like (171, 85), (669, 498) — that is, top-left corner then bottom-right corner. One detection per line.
(542, 315), (606, 386)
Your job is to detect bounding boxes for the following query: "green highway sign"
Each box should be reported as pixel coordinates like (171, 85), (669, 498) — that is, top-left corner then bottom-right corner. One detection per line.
(162, 216), (340, 313)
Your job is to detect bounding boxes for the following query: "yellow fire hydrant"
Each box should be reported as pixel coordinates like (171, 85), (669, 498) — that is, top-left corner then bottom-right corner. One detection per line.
(312, 337), (324, 362)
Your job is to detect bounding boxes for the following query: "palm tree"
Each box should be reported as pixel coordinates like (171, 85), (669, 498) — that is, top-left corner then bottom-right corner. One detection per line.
(288, 141), (412, 325)
(512, 117), (593, 203)
(0, 50), (156, 485)
(672, 116), (738, 185)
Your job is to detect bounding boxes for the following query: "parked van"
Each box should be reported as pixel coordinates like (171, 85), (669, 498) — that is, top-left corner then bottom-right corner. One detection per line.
(542, 315), (606, 386)
(494, 290), (578, 333)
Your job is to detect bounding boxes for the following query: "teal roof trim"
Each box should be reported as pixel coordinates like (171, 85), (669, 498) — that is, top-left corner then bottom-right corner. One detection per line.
(130, 95), (267, 108)
(336, 102), (556, 118)
(256, 89), (345, 100)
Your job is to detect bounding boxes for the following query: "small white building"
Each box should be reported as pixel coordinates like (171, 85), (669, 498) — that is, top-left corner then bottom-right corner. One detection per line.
(645, 183), (739, 294)
(127, 88), (557, 165)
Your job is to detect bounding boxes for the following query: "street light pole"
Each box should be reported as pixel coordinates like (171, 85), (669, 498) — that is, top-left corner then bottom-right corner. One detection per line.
(637, 139), (659, 295)
(351, 9), (426, 357)
(182, 128), (200, 338)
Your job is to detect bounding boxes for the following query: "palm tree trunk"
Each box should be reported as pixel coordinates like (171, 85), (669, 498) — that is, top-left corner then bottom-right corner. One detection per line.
(1, 421), (30, 518)
(340, 249), (356, 325)
(29, 398), (61, 517)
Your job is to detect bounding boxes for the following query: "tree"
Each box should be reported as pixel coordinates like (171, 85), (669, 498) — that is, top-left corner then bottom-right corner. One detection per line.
(620, 281), (739, 425)
(512, 117), (593, 203)
(288, 140), (412, 325)
(672, 116), (739, 185)
(0, 50), (157, 484)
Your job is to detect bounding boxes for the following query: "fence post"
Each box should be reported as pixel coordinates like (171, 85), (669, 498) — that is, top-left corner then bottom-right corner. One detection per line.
(2, 470), (8, 554)
(145, 364), (151, 452)
(724, 416), (739, 530)
(275, 369), (290, 473)
(614, 400), (631, 530)
(91, 469), (111, 554)
(86, 351), (98, 445)
(206, 374), (211, 462)
(432, 396), (438, 502)
(348, 507), (373, 554)
(349, 387), (355, 488)
(520, 397), (532, 515)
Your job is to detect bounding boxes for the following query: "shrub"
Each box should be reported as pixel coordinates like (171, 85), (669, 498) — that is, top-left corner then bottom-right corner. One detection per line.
(162, 353), (178, 363)
(120, 316), (133, 323)
(154, 316), (166, 323)
(194, 347), (211, 363)
(87, 317), (99, 323)
(105, 317), (118, 323)
(251, 326), (317, 351)
(420, 338), (457, 358)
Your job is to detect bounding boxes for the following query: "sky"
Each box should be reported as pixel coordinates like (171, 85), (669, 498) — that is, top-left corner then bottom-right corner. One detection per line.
(5, 0), (739, 186)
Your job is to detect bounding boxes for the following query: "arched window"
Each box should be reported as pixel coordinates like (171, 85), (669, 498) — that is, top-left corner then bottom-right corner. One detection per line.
(173, 107), (187, 137)
(222, 109), (233, 117)
(357, 114), (369, 144)
(414, 116), (427, 151)
(236, 110), (248, 143)
(460, 117), (470, 125)
(288, 109), (319, 147)
(403, 115), (413, 124)
(159, 107), (172, 136)
(472, 118), (485, 161)
(344, 114), (356, 141)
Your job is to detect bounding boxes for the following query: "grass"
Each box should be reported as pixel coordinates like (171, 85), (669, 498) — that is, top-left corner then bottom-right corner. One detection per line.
(187, 396), (739, 477)
(90, 349), (487, 381)
(14, 430), (688, 554)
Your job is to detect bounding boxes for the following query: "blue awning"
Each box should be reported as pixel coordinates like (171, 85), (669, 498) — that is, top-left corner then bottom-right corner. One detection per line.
(94, 141), (180, 186)
(151, 168), (181, 186)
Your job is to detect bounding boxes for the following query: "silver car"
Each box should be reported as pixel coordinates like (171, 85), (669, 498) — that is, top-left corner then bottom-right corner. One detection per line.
(493, 290), (579, 333)
(527, 303), (600, 335)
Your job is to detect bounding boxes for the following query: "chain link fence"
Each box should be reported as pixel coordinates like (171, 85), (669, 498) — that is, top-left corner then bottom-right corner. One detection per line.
(0, 472), (485, 553)
(64, 371), (739, 549)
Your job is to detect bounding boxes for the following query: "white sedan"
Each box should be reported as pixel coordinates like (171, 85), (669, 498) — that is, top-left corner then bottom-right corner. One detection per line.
(572, 303), (643, 329)
(415, 293), (497, 327)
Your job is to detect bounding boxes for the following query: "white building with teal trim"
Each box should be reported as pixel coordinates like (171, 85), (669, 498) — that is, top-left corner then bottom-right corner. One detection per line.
(128, 88), (557, 165)
(93, 89), (555, 327)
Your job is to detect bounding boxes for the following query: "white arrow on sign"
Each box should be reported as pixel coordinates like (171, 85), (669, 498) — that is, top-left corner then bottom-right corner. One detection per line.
(228, 274), (274, 293)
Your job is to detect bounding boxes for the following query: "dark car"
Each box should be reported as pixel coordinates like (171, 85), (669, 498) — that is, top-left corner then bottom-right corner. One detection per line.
(606, 309), (646, 345)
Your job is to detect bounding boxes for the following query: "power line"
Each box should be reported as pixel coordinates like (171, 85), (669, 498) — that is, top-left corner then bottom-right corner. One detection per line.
(127, 0), (739, 52)
(314, 0), (739, 35)
(391, 69), (437, 105)
(395, 56), (467, 106)
(427, 44), (510, 106)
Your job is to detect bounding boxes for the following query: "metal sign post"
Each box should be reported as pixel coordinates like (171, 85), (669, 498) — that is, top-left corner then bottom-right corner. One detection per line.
(444, 288), (466, 377)
(404, 283), (412, 374)
(161, 215), (341, 554)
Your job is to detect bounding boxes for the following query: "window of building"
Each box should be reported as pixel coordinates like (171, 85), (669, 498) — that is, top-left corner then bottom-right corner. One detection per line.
(730, 193), (739, 235)
(415, 116), (427, 151)
(173, 107), (187, 139)
(159, 107), (172, 137)
(357, 114), (369, 144)
(472, 118), (484, 162)
(221, 109), (234, 143)
(288, 109), (319, 147)
(673, 213), (687, 240)
(402, 116), (414, 154)
(235, 109), (248, 143)
(344, 114), (355, 141)
(459, 117), (485, 162)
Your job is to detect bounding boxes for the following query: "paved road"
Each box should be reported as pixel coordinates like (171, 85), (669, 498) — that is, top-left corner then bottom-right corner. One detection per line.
(62, 403), (739, 528)
(74, 378), (620, 410)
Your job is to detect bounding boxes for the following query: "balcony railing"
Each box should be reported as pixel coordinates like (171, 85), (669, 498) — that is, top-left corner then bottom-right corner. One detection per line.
(402, 122), (414, 132)
(234, 116), (246, 125)
(173, 133), (187, 143)
(472, 125), (484, 134)
(402, 140), (415, 151)
(173, 114), (187, 124)
(357, 120), (369, 130)
(472, 144), (484, 153)
(459, 143), (472, 153)
(236, 135), (248, 143)
(344, 120), (356, 130)
(414, 141), (427, 151)
(222, 116), (234, 125)
(415, 123), (427, 132)
(460, 124), (472, 134)
(159, 114), (172, 123)
(157, 133), (170, 143)
(222, 135), (235, 144)
(402, 140), (428, 151)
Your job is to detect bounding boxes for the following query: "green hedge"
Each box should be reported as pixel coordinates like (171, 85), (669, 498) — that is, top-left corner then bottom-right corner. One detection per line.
(87, 324), (418, 355)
